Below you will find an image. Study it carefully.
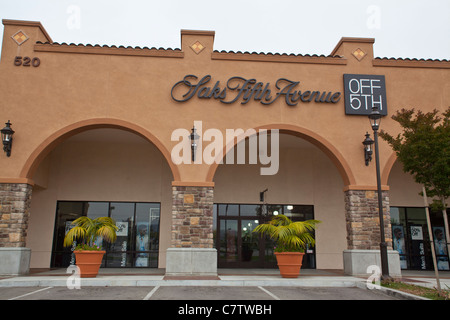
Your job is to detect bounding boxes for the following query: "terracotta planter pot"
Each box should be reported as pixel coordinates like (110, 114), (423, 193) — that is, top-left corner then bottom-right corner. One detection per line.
(74, 250), (105, 278)
(274, 252), (305, 278)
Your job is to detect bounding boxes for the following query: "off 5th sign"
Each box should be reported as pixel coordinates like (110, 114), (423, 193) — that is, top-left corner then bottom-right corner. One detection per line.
(343, 74), (387, 116)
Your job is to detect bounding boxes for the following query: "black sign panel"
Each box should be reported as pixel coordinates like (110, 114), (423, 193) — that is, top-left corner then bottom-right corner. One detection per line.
(343, 74), (387, 115)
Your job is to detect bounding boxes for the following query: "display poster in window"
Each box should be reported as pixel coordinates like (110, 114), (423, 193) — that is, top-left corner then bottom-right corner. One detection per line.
(410, 225), (426, 270)
(115, 222), (129, 266)
(433, 227), (449, 270)
(392, 225), (407, 269)
(135, 222), (149, 267)
(116, 221), (128, 236)
(410, 225), (423, 240)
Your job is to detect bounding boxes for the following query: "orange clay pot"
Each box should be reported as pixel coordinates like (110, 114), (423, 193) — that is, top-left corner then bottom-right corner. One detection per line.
(74, 250), (105, 278)
(274, 252), (304, 278)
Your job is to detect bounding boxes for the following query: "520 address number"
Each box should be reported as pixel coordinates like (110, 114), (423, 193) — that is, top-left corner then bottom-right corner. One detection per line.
(14, 56), (41, 67)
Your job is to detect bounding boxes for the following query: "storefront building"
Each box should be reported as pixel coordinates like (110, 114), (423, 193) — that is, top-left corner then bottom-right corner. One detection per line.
(0, 19), (448, 276)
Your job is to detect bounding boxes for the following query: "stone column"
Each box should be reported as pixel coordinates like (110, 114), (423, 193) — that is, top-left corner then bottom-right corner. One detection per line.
(165, 185), (217, 276)
(0, 183), (33, 275)
(343, 189), (401, 277)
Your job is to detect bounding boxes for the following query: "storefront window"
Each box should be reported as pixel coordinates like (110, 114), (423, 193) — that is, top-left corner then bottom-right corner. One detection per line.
(106, 202), (134, 267)
(240, 204), (260, 216)
(51, 201), (160, 268)
(241, 219), (260, 262)
(52, 202), (84, 267)
(218, 204), (238, 216)
(214, 203), (316, 268)
(220, 220), (238, 262)
(390, 206), (449, 270)
(135, 203), (160, 267)
(284, 205), (314, 220)
(85, 202), (109, 219)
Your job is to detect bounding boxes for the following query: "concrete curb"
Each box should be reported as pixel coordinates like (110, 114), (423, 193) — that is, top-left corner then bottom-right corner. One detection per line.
(0, 275), (365, 288)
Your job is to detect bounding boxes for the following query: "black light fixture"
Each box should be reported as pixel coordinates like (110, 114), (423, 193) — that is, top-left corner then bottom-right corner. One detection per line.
(366, 106), (390, 280)
(260, 188), (268, 216)
(1, 120), (14, 157)
(362, 132), (374, 166)
(190, 125), (199, 162)
(259, 188), (268, 202)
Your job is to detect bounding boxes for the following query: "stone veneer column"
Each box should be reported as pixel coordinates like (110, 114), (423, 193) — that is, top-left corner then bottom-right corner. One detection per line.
(344, 189), (392, 250)
(0, 183), (33, 275)
(171, 186), (214, 248)
(343, 189), (401, 277)
(165, 185), (217, 276)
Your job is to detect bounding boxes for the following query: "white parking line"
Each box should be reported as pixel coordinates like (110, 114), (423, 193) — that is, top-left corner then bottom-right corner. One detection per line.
(143, 285), (160, 300)
(258, 286), (281, 300)
(8, 286), (54, 300)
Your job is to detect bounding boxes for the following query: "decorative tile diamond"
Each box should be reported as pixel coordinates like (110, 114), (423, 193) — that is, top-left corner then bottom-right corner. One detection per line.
(190, 41), (205, 54)
(352, 48), (366, 61)
(11, 30), (29, 46)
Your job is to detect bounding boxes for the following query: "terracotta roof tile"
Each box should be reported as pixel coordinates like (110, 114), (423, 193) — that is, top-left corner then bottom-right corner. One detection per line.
(35, 41), (182, 52)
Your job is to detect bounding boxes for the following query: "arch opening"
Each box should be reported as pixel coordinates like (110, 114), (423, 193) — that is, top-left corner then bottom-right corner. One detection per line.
(25, 119), (176, 270)
(211, 126), (352, 270)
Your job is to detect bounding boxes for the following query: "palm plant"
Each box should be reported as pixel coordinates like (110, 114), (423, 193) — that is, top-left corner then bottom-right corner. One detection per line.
(64, 216), (118, 250)
(253, 215), (320, 252)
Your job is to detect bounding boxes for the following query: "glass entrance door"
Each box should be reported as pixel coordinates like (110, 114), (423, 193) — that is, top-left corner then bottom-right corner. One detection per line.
(217, 215), (273, 268)
(215, 204), (316, 268)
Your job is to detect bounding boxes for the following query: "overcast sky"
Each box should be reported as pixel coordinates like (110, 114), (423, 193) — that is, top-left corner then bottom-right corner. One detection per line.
(0, 0), (449, 60)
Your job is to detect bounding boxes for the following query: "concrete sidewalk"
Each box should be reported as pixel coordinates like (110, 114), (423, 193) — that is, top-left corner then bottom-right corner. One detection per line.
(1, 268), (449, 290)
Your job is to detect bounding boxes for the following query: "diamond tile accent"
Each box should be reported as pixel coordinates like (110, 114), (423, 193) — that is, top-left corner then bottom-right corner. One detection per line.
(190, 41), (205, 54)
(11, 30), (29, 46)
(352, 48), (366, 61)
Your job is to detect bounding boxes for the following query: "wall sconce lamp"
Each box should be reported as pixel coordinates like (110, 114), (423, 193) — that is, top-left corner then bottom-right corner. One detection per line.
(260, 188), (268, 216)
(190, 125), (199, 162)
(259, 188), (268, 202)
(1, 120), (14, 157)
(362, 132), (374, 166)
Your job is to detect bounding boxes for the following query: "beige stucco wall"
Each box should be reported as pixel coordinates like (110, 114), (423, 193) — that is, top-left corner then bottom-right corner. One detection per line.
(1, 20), (449, 270)
(388, 160), (424, 208)
(1, 20), (448, 190)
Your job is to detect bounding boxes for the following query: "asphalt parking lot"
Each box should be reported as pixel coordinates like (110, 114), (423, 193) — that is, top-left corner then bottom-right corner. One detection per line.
(0, 285), (404, 300)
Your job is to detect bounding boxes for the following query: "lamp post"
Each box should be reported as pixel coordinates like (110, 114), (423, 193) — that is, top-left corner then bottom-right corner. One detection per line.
(366, 106), (390, 280)
(1, 120), (14, 157)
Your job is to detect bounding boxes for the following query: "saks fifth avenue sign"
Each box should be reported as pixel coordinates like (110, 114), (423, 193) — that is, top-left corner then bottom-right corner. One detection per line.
(171, 75), (342, 106)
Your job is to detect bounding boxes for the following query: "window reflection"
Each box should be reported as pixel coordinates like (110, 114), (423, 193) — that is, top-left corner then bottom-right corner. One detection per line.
(51, 201), (160, 268)
(390, 206), (450, 271)
(214, 203), (316, 268)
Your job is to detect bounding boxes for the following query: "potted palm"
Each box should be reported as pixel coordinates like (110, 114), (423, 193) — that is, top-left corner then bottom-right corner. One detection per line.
(64, 216), (118, 278)
(253, 214), (320, 278)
